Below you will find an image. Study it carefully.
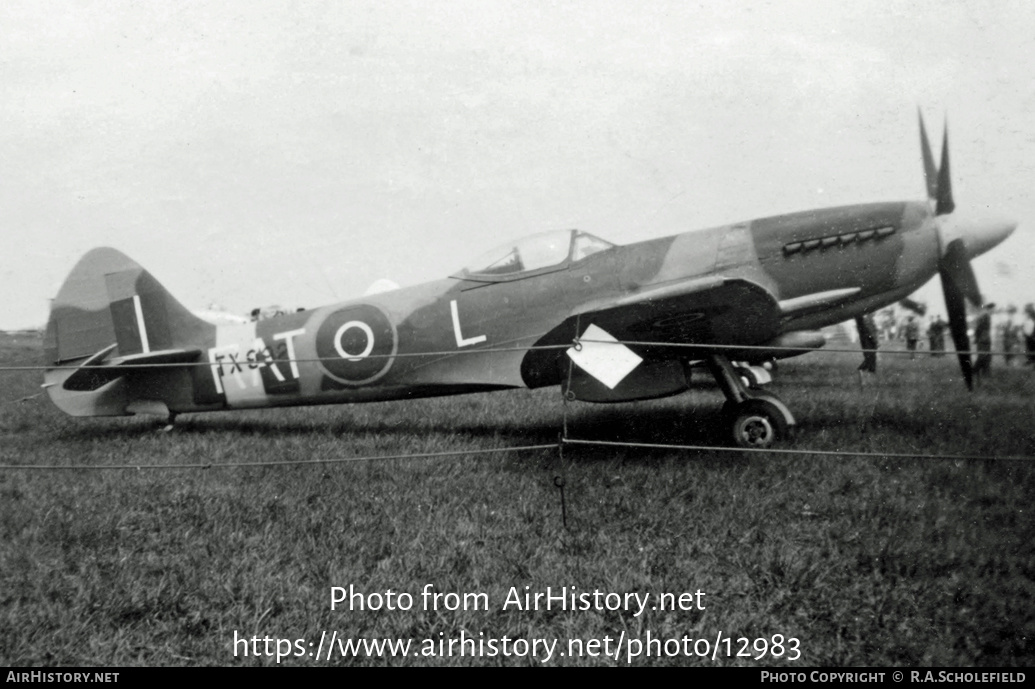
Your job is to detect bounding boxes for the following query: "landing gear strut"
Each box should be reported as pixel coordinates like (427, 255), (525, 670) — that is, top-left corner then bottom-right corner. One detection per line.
(706, 354), (794, 449)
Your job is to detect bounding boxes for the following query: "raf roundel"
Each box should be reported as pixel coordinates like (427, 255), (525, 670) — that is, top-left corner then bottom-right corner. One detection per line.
(315, 304), (397, 385)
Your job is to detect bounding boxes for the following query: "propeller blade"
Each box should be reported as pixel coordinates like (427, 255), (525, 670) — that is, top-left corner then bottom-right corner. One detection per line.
(936, 123), (955, 215)
(941, 267), (972, 390)
(940, 238), (982, 307)
(939, 239), (982, 390)
(918, 110), (938, 201)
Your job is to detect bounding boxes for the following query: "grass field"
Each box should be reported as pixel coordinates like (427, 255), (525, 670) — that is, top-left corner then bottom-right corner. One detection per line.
(1, 330), (1033, 666)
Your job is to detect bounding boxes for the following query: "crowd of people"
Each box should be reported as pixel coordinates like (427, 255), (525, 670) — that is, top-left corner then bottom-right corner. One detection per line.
(856, 303), (1035, 383)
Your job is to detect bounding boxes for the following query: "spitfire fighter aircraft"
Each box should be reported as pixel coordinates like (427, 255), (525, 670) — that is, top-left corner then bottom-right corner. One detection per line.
(43, 116), (1016, 447)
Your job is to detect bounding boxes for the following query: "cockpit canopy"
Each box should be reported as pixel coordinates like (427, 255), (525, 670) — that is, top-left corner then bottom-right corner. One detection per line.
(455, 229), (615, 280)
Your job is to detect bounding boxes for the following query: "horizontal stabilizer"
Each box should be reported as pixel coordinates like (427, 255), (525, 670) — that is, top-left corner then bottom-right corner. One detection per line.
(108, 348), (202, 367)
(61, 346), (201, 392)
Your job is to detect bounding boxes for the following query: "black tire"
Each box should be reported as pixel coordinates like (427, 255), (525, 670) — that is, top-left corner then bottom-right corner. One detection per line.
(730, 399), (788, 449)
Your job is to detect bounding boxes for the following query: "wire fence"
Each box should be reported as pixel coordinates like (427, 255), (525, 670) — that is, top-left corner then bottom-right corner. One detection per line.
(1, 333), (1033, 472)
(0, 443), (559, 471)
(2, 336), (1034, 371)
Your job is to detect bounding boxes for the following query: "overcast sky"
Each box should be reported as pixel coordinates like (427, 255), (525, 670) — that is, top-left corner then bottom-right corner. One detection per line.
(3, 0), (1033, 328)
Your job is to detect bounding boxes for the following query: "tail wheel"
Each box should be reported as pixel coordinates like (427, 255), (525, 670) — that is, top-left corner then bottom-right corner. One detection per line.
(730, 399), (787, 449)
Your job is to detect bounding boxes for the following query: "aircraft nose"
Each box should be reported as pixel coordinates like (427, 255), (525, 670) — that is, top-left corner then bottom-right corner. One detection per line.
(949, 211), (1018, 259)
(971, 212), (1017, 258)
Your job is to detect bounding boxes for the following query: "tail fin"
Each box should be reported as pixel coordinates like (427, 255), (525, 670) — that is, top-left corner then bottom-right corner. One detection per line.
(44, 248), (211, 364)
(43, 248), (213, 416)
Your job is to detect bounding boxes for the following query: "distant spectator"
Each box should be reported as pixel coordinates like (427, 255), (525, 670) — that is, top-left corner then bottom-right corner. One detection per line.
(973, 302), (994, 381)
(927, 315), (946, 357)
(1000, 305), (1020, 366)
(856, 313), (878, 385)
(878, 309), (896, 342)
(904, 316), (921, 359)
(1023, 304), (1035, 366)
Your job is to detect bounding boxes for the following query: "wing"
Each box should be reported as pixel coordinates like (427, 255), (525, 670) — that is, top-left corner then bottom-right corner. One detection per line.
(520, 276), (782, 388)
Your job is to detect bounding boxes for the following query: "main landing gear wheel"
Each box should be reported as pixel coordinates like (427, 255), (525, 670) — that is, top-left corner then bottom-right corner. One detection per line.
(706, 353), (795, 448)
(729, 399), (787, 449)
